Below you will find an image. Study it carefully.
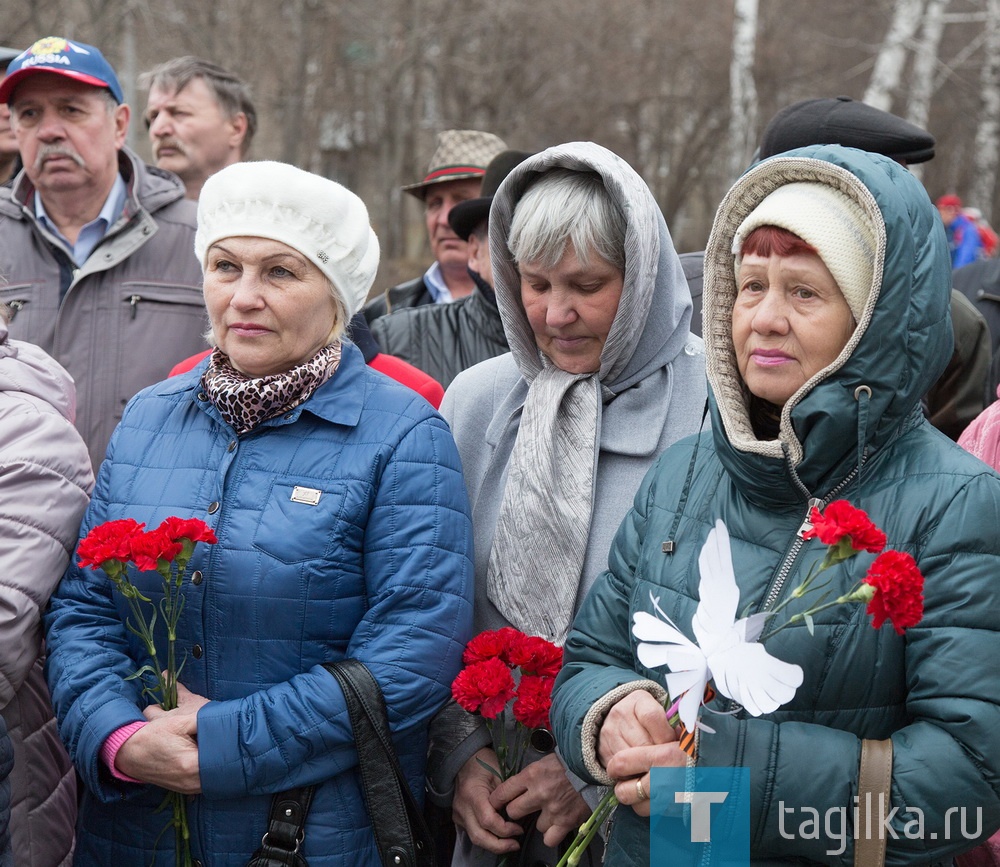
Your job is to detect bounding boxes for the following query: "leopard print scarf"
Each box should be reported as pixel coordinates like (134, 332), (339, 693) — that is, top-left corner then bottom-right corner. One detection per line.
(201, 342), (343, 435)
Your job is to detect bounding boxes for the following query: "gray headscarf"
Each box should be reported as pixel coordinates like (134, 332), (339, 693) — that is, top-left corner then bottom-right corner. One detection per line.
(485, 141), (693, 644)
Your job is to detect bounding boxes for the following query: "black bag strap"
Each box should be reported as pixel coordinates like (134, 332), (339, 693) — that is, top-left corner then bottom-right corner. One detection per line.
(245, 785), (314, 867)
(323, 659), (435, 867)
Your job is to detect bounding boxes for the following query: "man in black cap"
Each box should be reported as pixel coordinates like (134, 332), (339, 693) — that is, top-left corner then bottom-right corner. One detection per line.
(758, 95), (936, 165)
(0, 46), (21, 184)
(369, 150), (532, 389)
(680, 96), (989, 440)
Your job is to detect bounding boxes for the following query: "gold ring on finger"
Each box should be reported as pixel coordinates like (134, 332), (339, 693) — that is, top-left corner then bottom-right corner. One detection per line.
(636, 777), (647, 801)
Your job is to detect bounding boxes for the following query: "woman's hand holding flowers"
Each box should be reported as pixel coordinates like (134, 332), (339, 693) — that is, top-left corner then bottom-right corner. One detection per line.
(115, 708), (202, 795)
(453, 747), (523, 855)
(489, 752), (591, 847)
(598, 690), (684, 818)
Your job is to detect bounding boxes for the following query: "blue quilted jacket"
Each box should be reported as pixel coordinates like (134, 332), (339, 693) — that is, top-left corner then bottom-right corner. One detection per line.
(44, 342), (474, 866)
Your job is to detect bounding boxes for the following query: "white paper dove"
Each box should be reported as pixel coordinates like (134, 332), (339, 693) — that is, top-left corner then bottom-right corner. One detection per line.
(633, 519), (804, 733)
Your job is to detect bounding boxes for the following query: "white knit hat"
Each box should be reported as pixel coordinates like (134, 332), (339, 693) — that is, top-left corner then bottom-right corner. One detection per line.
(732, 181), (877, 321)
(195, 161), (379, 320)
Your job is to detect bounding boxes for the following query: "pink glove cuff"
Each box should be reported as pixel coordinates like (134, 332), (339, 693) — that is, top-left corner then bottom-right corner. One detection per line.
(100, 721), (148, 783)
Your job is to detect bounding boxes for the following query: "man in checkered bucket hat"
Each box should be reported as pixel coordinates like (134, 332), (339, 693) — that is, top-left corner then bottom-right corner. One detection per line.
(363, 129), (507, 322)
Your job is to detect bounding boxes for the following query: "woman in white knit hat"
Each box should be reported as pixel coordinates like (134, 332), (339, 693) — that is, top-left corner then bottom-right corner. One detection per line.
(44, 161), (474, 866)
(551, 144), (1000, 864)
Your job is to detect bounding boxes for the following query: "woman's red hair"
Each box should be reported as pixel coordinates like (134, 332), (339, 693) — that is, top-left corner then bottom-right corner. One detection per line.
(740, 225), (817, 258)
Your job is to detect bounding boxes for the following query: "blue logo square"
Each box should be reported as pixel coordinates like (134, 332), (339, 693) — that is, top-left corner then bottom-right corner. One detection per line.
(650, 766), (750, 866)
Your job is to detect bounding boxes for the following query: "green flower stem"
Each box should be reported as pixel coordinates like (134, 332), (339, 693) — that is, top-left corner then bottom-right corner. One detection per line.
(556, 789), (618, 867)
(172, 791), (192, 867)
(762, 581), (873, 641)
(106, 548), (198, 867)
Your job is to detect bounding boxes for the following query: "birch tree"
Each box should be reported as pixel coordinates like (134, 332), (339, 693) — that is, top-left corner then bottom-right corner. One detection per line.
(972, 0), (1000, 222)
(906, 0), (949, 133)
(865, 0), (926, 112)
(729, 0), (759, 183)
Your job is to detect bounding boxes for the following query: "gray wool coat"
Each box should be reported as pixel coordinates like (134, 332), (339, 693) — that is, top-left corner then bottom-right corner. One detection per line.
(435, 141), (709, 867)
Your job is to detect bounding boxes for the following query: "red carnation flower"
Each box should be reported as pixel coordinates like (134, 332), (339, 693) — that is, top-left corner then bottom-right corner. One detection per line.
(863, 550), (925, 635)
(451, 658), (516, 719)
(129, 528), (183, 572)
(77, 519), (146, 569)
(156, 516), (218, 546)
(462, 627), (525, 666)
(507, 635), (563, 677)
(803, 500), (887, 554)
(513, 674), (555, 729)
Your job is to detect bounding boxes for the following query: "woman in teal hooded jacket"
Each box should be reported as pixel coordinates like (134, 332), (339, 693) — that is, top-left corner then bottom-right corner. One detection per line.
(551, 145), (1000, 865)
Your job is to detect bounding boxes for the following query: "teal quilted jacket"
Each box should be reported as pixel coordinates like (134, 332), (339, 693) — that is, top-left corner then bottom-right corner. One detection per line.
(552, 146), (1000, 866)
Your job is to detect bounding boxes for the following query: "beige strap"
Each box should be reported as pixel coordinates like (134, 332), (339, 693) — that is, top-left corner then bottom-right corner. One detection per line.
(855, 738), (894, 867)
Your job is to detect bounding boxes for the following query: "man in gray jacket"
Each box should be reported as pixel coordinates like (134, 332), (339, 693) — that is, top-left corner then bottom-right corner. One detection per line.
(0, 37), (207, 467)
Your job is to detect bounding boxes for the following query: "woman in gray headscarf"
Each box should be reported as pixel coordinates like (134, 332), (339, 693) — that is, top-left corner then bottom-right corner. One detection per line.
(432, 141), (707, 866)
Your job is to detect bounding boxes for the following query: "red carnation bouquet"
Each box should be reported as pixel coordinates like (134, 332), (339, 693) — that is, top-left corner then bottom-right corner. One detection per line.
(790, 499), (924, 636)
(77, 516), (218, 867)
(451, 627), (562, 785)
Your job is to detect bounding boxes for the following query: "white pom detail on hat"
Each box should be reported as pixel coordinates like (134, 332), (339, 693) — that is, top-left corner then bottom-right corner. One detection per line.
(195, 161), (379, 320)
(732, 181), (877, 322)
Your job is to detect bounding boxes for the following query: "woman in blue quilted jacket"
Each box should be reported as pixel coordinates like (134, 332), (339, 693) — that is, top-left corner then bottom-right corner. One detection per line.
(43, 161), (474, 866)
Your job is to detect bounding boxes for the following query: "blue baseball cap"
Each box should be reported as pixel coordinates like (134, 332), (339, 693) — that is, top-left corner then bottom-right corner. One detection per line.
(0, 37), (124, 104)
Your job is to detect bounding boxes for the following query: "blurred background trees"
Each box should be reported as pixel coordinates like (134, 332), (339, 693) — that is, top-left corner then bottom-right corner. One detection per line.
(3, 0), (998, 286)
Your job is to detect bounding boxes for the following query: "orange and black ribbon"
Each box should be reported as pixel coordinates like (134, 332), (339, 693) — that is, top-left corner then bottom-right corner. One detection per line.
(675, 684), (716, 760)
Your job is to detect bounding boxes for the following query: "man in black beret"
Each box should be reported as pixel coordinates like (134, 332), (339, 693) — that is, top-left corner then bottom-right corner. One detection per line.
(757, 96), (935, 165)
(680, 95), (989, 440)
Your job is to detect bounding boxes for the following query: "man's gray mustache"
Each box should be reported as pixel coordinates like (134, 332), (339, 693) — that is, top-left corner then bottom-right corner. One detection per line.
(34, 145), (86, 171)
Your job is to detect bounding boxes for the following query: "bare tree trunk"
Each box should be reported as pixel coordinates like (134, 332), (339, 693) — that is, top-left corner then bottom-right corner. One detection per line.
(972, 0), (1000, 222)
(864, 0), (926, 112)
(281, 0), (311, 166)
(728, 0), (759, 183)
(121, 0), (137, 151)
(905, 0), (949, 181)
(906, 0), (949, 131)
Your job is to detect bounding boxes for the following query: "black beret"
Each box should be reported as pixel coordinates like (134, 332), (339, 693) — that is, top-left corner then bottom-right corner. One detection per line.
(759, 96), (935, 164)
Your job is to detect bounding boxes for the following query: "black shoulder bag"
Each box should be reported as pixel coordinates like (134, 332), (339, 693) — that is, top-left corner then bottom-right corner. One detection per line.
(246, 659), (436, 867)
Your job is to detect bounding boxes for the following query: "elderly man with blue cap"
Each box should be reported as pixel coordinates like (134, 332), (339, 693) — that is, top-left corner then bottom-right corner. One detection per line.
(0, 37), (206, 468)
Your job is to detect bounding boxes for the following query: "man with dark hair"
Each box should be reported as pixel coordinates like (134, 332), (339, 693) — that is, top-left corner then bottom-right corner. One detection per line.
(370, 150), (532, 388)
(0, 37), (206, 466)
(141, 56), (256, 200)
(682, 96), (990, 440)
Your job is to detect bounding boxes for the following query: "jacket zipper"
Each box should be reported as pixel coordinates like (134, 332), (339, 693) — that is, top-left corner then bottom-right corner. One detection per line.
(760, 466), (860, 614)
(723, 467), (861, 718)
